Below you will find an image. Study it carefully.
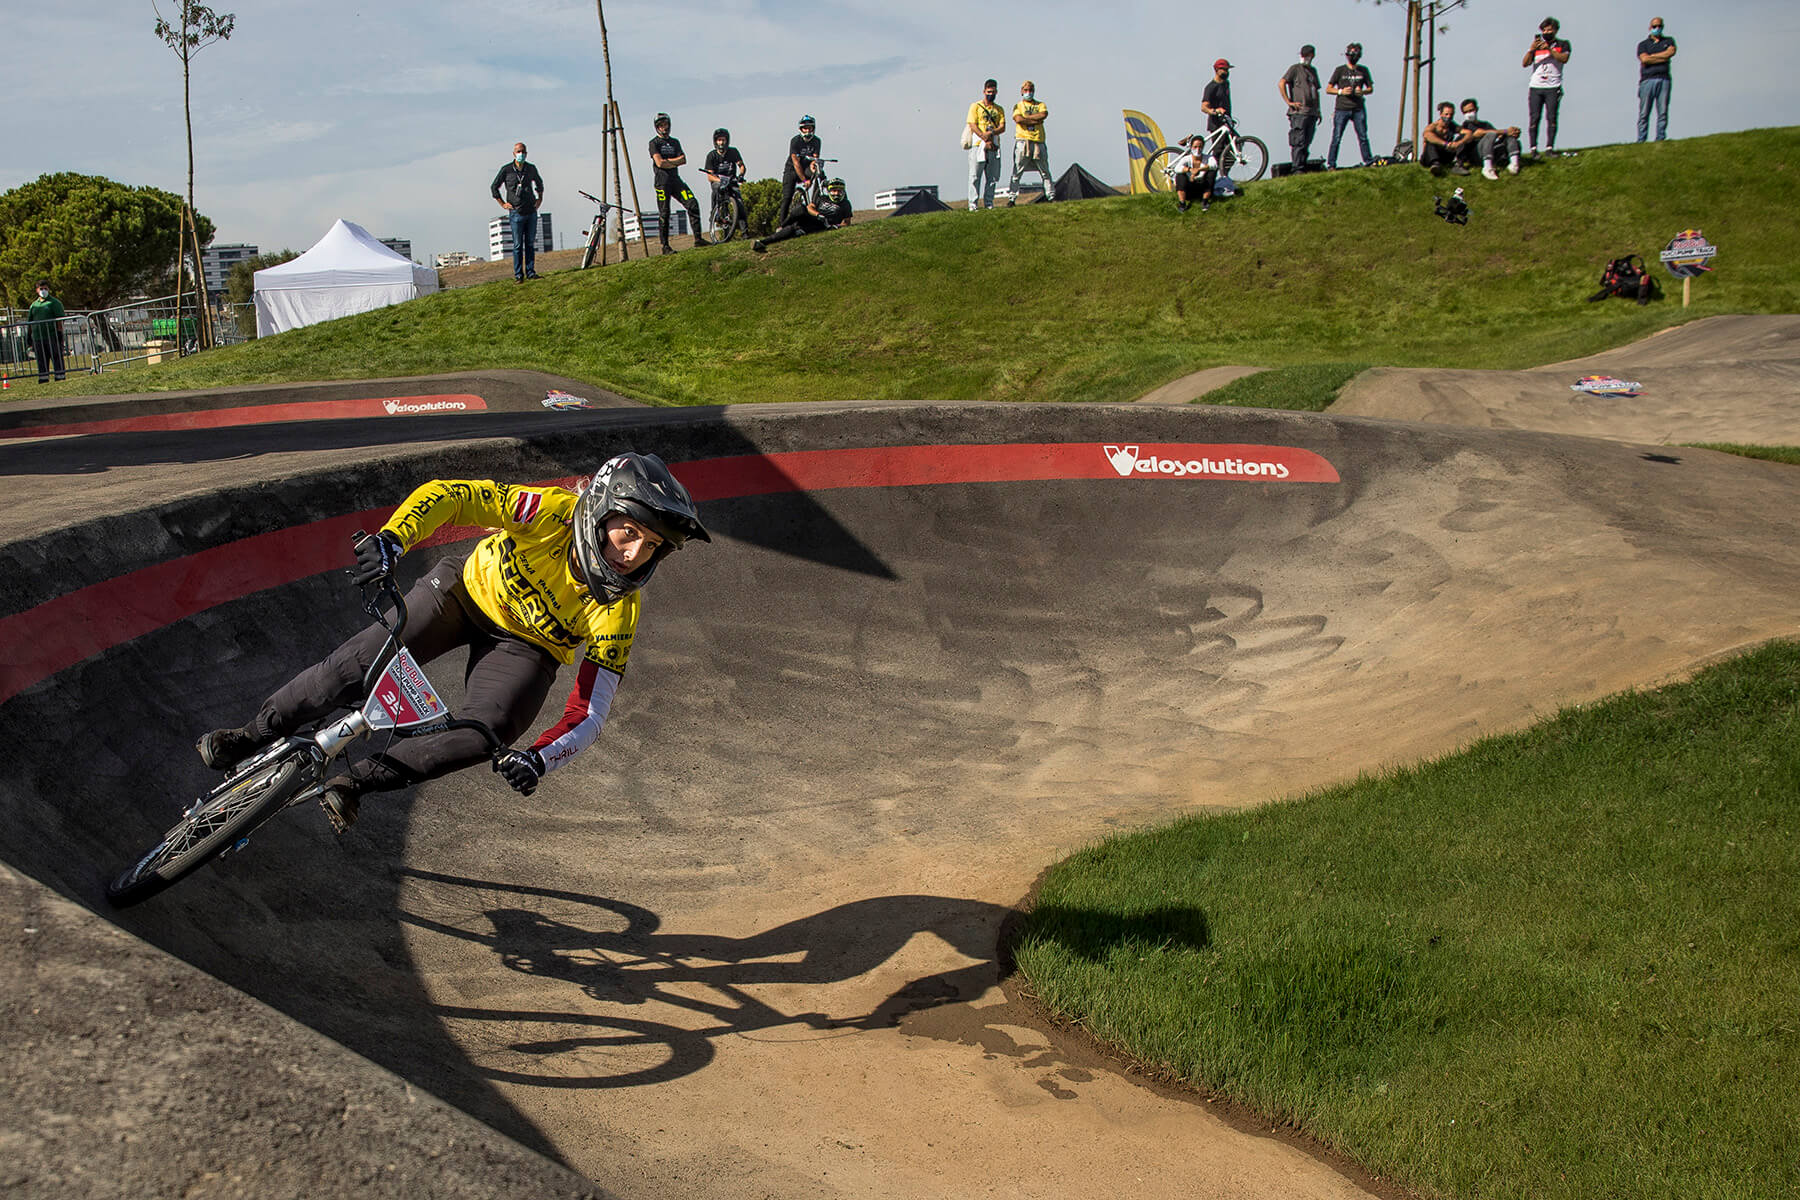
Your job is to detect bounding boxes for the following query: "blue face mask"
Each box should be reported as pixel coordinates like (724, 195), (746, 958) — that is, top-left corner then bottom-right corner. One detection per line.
(515, 152), (525, 163)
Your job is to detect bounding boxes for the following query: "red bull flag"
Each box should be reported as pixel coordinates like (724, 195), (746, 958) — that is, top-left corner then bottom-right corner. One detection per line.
(1123, 110), (1170, 194)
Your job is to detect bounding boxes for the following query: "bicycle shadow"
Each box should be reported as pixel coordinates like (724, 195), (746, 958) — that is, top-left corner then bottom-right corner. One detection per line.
(395, 868), (1182, 1092)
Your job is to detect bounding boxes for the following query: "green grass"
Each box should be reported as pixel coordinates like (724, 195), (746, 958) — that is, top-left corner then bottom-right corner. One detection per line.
(22, 126), (1800, 407)
(1689, 443), (1800, 466)
(1010, 640), (1800, 1200)
(1197, 362), (1369, 411)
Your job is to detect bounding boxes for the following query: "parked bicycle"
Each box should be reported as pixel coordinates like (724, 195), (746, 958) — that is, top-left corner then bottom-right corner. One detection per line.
(579, 189), (614, 269)
(105, 534), (509, 907)
(707, 174), (748, 243)
(1143, 115), (1269, 188)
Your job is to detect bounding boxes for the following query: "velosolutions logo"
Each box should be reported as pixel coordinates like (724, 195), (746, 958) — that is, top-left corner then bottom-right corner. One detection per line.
(1103, 444), (1294, 480)
(383, 398), (469, 415)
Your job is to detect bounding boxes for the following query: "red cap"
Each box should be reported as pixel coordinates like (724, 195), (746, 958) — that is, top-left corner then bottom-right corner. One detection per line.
(1214, 58), (1232, 70)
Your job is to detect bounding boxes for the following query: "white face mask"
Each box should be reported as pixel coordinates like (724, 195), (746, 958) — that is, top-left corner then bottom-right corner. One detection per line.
(38, 288), (49, 298)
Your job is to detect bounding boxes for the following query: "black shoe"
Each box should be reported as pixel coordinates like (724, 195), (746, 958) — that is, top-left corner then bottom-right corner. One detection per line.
(693, 234), (711, 247)
(752, 240), (767, 253)
(1200, 200), (1210, 213)
(1005, 197), (1015, 207)
(1177, 200), (1188, 212)
(197, 726), (261, 771)
(524, 272), (540, 280)
(319, 780), (361, 835)
(660, 242), (675, 255)
(1429, 165), (1445, 176)
(514, 275), (525, 283)
(1449, 165), (1470, 176)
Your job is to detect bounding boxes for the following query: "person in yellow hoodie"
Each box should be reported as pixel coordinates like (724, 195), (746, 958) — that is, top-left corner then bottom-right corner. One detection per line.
(196, 452), (709, 832)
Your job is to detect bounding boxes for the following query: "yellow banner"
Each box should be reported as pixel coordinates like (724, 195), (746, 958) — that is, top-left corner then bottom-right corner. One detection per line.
(1123, 109), (1170, 194)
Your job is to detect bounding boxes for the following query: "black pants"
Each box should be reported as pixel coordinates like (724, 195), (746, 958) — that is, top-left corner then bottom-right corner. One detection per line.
(251, 556), (559, 795)
(31, 332), (65, 382)
(1528, 87), (1562, 149)
(1287, 110), (1319, 167)
(1419, 141), (1457, 170)
(761, 212), (830, 245)
(654, 172), (701, 243)
(776, 170), (808, 227)
(1175, 168), (1216, 203)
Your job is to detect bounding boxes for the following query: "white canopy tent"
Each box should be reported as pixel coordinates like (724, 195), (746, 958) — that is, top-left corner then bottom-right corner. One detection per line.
(253, 219), (439, 337)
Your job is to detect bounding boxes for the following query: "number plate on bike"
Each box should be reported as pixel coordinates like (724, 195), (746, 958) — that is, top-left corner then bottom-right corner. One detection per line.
(363, 647), (450, 730)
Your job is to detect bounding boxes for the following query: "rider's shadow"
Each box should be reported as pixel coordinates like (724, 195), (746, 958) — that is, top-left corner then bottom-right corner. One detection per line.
(395, 868), (1208, 1090)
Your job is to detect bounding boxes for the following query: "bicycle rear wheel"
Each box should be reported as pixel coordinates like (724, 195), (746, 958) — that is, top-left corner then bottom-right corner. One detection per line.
(105, 753), (314, 907)
(1142, 146), (1183, 193)
(581, 220), (603, 270)
(1224, 136), (1270, 182)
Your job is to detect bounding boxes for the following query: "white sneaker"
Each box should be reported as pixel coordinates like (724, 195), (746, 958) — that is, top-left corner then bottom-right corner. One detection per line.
(1508, 155), (1521, 175)
(1482, 164), (1500, 181)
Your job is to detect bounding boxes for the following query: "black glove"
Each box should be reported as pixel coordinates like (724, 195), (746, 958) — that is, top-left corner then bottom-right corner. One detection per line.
(352, 531), (404, 586)
(494, 748), (545, 796)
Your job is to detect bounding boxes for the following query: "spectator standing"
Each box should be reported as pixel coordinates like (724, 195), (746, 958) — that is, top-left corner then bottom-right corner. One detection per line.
(1326, 44), (1375, 169)
(1419, 102), (1471, 176)
(26, 281), (66, 383)
(1279, 45), (1322, 172)
(490, 141), (545, 282)
(1457, 98), (1522, 178)
(648, 114), (709, 253)
(966, 79), (1006, 210)
(1522, 16), (1572, 156)
(777, 115), (822, 228)
(1636, 16), (1676, 142)
(703, 128), (748, 238)
(1008, 80), (1053, 204)
(1202, 60), (1233, 131)
(753, 177), (854, 252)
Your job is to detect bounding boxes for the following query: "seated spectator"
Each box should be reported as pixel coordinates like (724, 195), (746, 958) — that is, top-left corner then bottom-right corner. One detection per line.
(753, 177), (854, 252)
(1457, 98), (1522, 179)
(1169, 134), (1217, 213)
(1419, 102), (1471, 175)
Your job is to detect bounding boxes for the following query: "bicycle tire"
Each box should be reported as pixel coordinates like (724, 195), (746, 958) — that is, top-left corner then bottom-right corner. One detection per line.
(1225, 136), (1270, 182)
(105, 753), (313, 907)
(1142, 146), (1183, 193)
(711, 195), (740, 243)
(581, 221), (602, 270)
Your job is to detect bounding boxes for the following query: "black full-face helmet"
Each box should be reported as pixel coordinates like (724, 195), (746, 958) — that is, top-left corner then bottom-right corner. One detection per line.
(654, 112), (672, 130)
(571, 452), (710, 604)
(714, 127), (730, 143)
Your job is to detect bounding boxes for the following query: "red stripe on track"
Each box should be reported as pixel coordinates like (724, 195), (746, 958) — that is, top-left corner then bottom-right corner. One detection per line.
(3, 394), (487, 439)
(0, 444), (1336, 704)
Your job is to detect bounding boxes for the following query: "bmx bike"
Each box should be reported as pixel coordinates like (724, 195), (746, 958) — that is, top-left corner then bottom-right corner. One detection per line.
(578, 189), (614, 269)
(1142, 115), (1270, 188)
(104, 533), (508, 907)
(707, 173), (748, 243)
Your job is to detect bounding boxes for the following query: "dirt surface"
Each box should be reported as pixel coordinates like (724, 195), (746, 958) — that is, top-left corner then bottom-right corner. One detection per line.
(1135, 365), (1268, 405)
(2, 345), (1798, 1199)
(1331, 314), (1800, 444)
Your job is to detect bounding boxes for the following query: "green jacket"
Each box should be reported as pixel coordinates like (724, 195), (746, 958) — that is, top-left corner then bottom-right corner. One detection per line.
(27, 294), (65, 336)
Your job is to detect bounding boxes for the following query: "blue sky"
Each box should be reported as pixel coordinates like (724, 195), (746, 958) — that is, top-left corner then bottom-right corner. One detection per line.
(10, 0), (1797, 264)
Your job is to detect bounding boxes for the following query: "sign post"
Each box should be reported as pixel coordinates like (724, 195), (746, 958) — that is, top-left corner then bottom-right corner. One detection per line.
(1659, 229), (1717, 308)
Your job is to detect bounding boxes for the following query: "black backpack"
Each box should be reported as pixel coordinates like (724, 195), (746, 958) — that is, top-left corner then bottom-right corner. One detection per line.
(1589, 254), (1659, 304)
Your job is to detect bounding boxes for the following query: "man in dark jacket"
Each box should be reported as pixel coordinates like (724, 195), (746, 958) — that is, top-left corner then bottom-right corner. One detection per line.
(491, 142), (545, 281)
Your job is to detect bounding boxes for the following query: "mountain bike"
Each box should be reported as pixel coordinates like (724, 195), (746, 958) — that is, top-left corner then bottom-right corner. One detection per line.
(104, 534), (509, 907)
(579, 189), (614, 269)
(1142, 116), (1270, 188)
(707, 173), (747, 243)
(789, 154), (840, 214)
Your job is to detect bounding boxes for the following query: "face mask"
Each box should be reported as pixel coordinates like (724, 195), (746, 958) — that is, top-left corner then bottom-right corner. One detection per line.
(514, 152), (525, 163)
(38, 289), (49, 298)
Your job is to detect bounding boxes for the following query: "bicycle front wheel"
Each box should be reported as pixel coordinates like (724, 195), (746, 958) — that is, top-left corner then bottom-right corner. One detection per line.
(105, 753), (314, 907)
(581, 220), (603, 270)
(1224, 136), (1270, 182)
(711, 196), (741, 243)
(1142, 146), (1183, 193)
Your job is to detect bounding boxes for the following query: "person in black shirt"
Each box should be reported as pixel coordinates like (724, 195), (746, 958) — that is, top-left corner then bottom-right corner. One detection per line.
(1457, 98), (1522, 178)
(1326, 44), (1375, 169)
(703, 128), (748, 240)
(1636, 17), (1676, 142)
(753, 177), (853, 253)
(777, 114), (822, 227)
(490, 141), (545, 281)
(1279, 45), (1322, 171)
(648, 113), (709, 253)
(1202, 60), (1233, 132)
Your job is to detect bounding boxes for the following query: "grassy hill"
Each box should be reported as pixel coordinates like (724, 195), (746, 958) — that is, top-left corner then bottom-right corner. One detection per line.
(39, 126), (1800, 406)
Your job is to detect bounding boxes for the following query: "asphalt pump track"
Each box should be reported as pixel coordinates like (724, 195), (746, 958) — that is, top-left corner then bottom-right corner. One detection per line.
(2, 325), (1798, 1198)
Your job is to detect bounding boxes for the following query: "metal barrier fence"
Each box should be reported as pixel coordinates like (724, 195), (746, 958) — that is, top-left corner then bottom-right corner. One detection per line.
(0, 294), (223, 381)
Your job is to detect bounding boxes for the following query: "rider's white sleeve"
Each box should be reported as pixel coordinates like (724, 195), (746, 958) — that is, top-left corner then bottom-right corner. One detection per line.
(529, 658), (619, 774)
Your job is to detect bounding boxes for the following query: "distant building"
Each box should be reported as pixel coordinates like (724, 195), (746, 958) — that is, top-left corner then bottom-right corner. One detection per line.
(620, 208), (691, 241)
(872, 185), (939, 211)
(378, 237), (414, 262)
(487, 213), (554, 261)
(201, 243), (258, 297)
(434, 250), (480, 269)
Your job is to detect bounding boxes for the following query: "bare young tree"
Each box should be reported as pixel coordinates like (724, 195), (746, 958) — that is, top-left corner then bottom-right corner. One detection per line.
(154, 0), (234, 350)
